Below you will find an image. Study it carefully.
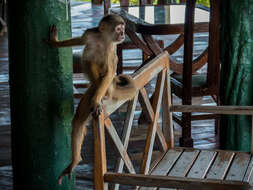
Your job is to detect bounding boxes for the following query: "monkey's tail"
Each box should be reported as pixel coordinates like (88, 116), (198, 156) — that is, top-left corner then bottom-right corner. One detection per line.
(109, 74), (137, 101)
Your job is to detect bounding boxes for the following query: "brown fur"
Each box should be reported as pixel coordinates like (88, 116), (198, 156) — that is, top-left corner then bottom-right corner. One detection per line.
(47, 14), (137, 185)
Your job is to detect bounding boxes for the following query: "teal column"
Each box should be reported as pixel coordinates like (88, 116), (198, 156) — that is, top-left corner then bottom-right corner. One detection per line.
(220, 0), (253, 151)
(8, 0), (74, 189)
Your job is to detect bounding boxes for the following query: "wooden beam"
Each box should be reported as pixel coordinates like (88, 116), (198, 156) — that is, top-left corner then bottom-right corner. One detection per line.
(140, 70), (165, 174)
(93, 112), (108, 190)
(104, 173), (251, 190)
(139, 88), (168, 152)
(112, 94), (139, 190)
(171, 105), (253, 115)
(162, 69), (174, 148)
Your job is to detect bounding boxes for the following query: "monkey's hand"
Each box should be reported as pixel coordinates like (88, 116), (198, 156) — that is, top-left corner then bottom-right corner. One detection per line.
(90, 101), (103, 118)
(57, 163), (74, 185)
(45, 25), (59, 47)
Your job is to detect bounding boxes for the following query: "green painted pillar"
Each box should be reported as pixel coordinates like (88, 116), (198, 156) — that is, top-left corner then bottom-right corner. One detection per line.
(220, 0), (253, 151)
(8, 0), (74, 189)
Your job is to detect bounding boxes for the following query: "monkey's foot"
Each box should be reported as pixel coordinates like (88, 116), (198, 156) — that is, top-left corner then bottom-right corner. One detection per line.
(91, 103), (103, 118)
(57, 164), (74, 185)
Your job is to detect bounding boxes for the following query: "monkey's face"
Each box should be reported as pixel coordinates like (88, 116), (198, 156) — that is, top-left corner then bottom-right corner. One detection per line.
(112, 24), (125, 44)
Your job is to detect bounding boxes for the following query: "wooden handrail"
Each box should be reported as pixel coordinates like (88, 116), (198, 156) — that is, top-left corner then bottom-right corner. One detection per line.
(171, 105), (253, 115)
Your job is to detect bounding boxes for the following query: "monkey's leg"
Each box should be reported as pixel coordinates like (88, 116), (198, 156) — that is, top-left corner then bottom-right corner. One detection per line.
(58, 86), (95, 185)
(90, 65), (114, 116)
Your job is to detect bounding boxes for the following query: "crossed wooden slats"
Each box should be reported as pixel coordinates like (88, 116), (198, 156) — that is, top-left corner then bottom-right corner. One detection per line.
(93, 51), (253, 190)
(93, 52), (170, 190)
(140, 70), (166, 174)
(138, 87), (168, 152)
(111, 93), (139, 190)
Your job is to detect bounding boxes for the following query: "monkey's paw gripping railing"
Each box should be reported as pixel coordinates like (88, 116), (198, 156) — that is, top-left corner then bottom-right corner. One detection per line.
(92, 51), (253, 190)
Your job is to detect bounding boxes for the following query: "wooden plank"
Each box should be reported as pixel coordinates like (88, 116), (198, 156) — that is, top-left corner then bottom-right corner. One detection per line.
(151, 149), (183, 175)
(104, 172), (251, 190)
(140, 149), (183, 190)
(132, 52), (169, 90)
(206, 151), (235, 180)
(112, 93), (139, 190)
(93, 111), (108, 190)
(187, 150), (217, 178)
(243, 156), (253, 183)
(171, 105), (253, 115)
(140, 71), (165, 174)
(226, 153), (251, 181)
(139, 88), (168, 152)
(104, 118), (136, 174)
(162, 69), (174, 148)
(168, 149), (200, 177)
(103, 51), (169, 116)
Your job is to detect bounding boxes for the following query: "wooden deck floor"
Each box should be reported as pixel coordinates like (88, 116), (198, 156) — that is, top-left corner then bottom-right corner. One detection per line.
(0, 1), (218, 189)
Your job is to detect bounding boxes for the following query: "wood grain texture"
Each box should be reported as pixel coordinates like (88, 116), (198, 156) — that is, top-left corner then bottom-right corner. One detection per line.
(162, 69), (174, 148)
(206, 151), (235, 180)
(171, 105), (253, 115)
(168, 149), (200, 177)
(139, 88), (168, 152)
(93, 111), (108, 190)
(187, 150), (217, 179)
(112, 94), (139, 190)
(104, 118), (136, 174)
(104, 172), (251, 190)
(226, 153), (251, 181)
(140, 71), (165, 174)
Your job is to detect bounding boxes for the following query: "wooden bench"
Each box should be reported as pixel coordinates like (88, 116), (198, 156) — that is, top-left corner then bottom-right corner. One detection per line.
(91, 51), (253, 190)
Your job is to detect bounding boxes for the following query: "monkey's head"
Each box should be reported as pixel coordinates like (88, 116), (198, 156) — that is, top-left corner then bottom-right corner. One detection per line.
(98, 14), (125, 44)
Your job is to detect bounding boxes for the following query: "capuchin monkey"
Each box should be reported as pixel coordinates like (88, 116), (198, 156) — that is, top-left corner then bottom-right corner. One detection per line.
(47, 14), (137, 185)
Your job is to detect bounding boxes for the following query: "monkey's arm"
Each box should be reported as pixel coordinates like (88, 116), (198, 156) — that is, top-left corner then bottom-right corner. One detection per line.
(50, 37), (85, 48)
(47, 25), (86, 48)
(91, 64), (114, 116)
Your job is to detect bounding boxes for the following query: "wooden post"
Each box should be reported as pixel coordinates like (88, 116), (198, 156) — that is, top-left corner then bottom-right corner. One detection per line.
(179, 0), (196, 147)
(93, 111), (108, 190)
(8, 0), (74, 189)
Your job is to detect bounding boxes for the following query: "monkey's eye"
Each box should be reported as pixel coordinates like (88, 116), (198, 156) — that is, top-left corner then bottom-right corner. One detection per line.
(116, 27), (121, 32)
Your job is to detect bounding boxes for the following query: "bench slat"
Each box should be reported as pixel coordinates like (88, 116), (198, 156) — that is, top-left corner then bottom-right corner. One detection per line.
(243, 156), (253, 183)
(139, 149), (183, 190)
(206, 151), (235, 180)
(226, 153), (251, 181)
(168, 149), (200, 177)
(187, 150), (217, 178)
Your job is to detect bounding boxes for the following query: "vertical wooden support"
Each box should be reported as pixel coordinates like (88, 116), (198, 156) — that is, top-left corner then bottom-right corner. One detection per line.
(8, 0), (74, 189)
(162, 68), (174, 149)
(179, 0), (196, 147)
(112, 94), (138, 190)
(93, 111), (108, 190)
(140, 70), (165, 174)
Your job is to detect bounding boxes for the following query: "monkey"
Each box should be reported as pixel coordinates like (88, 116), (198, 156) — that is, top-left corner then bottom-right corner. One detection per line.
(47, 14), (137, 185)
